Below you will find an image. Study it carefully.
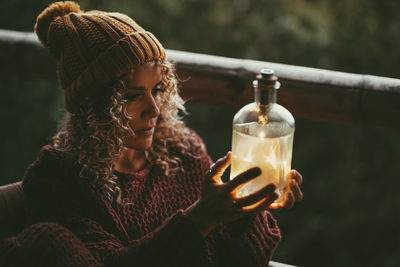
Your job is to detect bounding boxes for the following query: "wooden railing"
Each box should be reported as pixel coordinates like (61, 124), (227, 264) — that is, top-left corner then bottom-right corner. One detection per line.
(1, 29), (400, 132)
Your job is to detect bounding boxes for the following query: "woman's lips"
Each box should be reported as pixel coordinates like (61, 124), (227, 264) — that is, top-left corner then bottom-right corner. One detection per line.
(135, 127), (154, 136)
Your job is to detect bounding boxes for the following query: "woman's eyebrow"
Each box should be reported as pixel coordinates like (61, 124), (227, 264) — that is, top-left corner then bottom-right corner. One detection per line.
(125, 81), (162, 91)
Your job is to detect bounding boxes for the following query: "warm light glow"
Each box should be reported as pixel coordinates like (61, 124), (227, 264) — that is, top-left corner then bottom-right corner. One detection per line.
(230, 129), (294, 205)
(242, 198), (266, 211)
(258, 114), (268, 125)
(268, 202), (281, 209)
(244, 156), (252, 162)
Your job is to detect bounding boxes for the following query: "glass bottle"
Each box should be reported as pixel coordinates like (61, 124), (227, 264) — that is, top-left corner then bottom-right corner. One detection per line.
(230, 69), (295, 206)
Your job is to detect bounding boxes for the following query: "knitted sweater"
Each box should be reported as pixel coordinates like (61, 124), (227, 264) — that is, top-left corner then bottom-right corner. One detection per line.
(0, 131), (281, 267)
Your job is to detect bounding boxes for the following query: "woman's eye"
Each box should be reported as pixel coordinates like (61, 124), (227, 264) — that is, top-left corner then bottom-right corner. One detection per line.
(124, 93), (141, 101)
(152, 87), (166, 96)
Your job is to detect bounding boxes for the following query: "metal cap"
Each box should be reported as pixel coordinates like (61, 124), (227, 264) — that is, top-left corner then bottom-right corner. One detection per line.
(260, 69), (274, 78)
(256, 68), (278, 87)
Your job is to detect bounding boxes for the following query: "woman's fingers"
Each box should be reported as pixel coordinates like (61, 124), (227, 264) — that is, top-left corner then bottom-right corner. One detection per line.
(235, 183), (276, 208)
(290, 169), (303, 185)
(225, 167), (261, 192)
(283, 191), (295, 209)
(242, 192), (279, 213)
(214, 152), (231, 176)
(290, 180), (303, 202)
(207, 152), (232, 184)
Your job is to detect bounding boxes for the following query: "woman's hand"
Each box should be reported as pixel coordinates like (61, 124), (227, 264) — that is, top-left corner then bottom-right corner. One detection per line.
(185, 152), (279, 237)
(269, 169), (303, 209)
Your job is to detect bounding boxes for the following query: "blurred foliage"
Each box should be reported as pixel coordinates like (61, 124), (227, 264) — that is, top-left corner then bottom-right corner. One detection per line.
(1, 0), (400, 266)
(0, 78), (64, 184)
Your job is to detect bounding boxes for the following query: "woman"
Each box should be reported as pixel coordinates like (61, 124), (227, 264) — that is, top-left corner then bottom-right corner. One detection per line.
(0, 1), (303, 266)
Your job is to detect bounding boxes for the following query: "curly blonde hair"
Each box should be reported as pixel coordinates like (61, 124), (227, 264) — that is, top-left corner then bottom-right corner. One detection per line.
(53, 59), (201, 203)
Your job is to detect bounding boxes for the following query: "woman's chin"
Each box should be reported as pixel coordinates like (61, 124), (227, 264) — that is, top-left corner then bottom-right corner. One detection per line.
(125, 137), (154, 151)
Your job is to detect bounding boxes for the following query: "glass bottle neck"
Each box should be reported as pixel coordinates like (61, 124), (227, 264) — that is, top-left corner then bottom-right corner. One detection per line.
(255, 87), (277, 105)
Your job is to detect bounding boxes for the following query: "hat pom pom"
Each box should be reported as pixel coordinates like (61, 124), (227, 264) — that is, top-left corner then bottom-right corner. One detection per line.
(35, 1), (82, 50)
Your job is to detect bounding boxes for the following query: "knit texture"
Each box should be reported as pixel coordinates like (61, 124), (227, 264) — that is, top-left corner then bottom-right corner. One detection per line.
(1, 130), (281, 266)
(34, 1), (166, 113)
(0, 222), (102, 267)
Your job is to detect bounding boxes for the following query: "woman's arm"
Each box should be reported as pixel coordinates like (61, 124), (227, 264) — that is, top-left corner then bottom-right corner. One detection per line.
(21, 146), (211, 267)
(0, 222), (103, 267)
(62, 212), (209, 267)
(205, 212), (281, 266)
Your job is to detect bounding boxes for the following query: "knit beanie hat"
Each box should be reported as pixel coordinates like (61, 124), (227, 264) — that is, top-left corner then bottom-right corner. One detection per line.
(34, 1), (166, 113)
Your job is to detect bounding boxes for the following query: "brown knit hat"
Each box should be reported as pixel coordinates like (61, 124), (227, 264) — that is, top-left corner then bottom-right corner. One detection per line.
(34, 1), (166, 113)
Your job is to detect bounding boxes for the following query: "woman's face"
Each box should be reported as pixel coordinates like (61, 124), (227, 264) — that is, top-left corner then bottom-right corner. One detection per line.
(122, 61), (164, 151)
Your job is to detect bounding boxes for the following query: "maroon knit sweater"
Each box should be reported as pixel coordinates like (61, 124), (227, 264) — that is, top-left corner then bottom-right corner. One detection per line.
(0, 131), (281, 267)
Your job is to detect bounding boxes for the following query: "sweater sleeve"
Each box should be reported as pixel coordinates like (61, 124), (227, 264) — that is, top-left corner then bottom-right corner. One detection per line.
(22, 146), (210, 267)
(0, 222), (103, 267)
(205, 212), (281, 267)
(61, 211), (209, 267)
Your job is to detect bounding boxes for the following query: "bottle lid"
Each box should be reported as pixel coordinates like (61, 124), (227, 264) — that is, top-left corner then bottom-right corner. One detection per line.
(256, 68), (279, 87)
(261, 69), (274, 77)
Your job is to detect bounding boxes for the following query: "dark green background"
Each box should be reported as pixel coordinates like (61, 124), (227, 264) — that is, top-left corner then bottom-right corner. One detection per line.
(1, 1), (399, 266)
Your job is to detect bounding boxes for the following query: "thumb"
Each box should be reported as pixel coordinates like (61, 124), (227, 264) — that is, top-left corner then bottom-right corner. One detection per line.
(209, 152), (231, 184)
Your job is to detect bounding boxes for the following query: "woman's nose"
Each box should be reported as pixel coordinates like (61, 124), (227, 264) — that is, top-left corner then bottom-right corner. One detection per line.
(142, 95), (160, 119)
